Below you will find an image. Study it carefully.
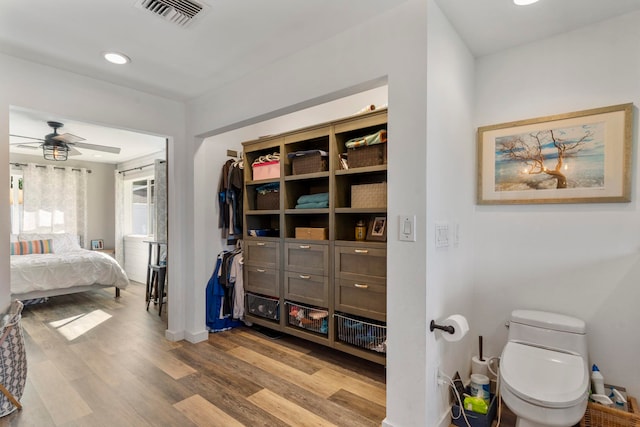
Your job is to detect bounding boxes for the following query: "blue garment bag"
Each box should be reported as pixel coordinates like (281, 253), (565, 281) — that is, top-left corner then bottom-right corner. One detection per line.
(206, 256), (242, 332)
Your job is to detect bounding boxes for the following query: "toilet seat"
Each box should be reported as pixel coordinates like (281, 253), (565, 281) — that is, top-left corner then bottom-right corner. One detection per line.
(501, 341), (588, 409)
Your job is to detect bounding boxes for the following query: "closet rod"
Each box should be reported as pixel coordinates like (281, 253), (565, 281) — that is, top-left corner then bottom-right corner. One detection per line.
(118, 160), (165, 175)
(10, 162), (92, 173)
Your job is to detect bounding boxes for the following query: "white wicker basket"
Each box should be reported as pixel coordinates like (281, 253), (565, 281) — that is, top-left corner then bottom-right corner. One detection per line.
(0, 300), (27, 417)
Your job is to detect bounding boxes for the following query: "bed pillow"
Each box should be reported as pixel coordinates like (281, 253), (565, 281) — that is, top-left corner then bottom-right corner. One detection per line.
(11, 239), (53, 255)
(10, 234), (18, 243)
(19, 233), (82, 253)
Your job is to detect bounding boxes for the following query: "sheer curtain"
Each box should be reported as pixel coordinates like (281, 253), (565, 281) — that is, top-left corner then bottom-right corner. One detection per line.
(22, 163), (88, 246)
(114, 169), (125, 266)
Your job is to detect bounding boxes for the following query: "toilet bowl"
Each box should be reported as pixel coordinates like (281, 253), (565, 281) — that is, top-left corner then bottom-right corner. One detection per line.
(499, 310), (589, 427)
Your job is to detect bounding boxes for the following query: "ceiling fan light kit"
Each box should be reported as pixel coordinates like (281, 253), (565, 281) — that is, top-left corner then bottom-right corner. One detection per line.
(42, 143), (69, 161)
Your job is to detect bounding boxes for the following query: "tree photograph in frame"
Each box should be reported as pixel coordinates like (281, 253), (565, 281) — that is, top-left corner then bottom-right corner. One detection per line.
(91, 239), (104, 250)
(477, 103), (633, 205)
(367, 216), (387, 241)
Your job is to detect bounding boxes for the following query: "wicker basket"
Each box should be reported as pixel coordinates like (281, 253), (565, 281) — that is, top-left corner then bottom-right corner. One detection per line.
(352, 182), (387, 208)
(291, 153), (328, 175)
(256, 191), (279, 210)
(348, 143), (387, 168)
(580, 397), (640, 427)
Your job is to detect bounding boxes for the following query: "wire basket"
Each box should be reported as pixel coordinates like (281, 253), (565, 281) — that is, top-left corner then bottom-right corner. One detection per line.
(580, 397), (640, 427)
(286, 302), (328, 335)
(246, 293), (280, 321)
(335, 312), (386, 353)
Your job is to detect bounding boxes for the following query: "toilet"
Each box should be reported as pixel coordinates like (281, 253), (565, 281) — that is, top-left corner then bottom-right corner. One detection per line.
(499, 310), (589, 427)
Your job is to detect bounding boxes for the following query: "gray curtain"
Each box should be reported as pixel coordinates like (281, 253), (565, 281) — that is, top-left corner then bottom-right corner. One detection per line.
(114, 169), (125, 266)
(154, 159), (167, 258)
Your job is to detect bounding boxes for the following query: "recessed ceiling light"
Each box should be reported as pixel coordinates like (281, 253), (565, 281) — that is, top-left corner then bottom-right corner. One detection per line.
(103, 52), (131, 65)
(514, 0), (539, 5)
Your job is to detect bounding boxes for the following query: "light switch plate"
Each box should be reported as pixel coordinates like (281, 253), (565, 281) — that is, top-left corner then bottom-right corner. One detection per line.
(399, 215), (416, 242)
(435, 222), (449, 248)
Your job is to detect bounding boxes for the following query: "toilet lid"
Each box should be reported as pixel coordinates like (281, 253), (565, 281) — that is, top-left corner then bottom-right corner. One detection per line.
(500, 341), (588, 408)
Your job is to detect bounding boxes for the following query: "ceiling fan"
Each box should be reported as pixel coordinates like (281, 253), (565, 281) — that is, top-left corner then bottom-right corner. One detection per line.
(9, 121), (121, 161)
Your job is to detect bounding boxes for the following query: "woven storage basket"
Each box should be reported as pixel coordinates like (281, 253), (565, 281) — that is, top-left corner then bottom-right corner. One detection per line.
(580, 397), (640, 427)
(0, 300), (26, 417)
(348, 143), (387, 168)
(291, 153), (328, 175)
(352, 182), (387, 208)
(256, 191), (279, 210)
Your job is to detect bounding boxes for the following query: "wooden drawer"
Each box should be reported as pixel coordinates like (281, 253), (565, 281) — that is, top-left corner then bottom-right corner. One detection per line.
(284, 242), (328, 275)
(244, 266), (279, 297)
(335, 276), (386, 321)
(284, 271), (328, 307)
(244, 240), (279, 268)
(335, 246), (386, 279)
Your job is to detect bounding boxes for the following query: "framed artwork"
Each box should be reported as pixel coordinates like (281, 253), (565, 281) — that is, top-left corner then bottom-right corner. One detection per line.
(477, 103), (633, 205)
(366, 216), (387, 241)
(91, 239), (104, 250)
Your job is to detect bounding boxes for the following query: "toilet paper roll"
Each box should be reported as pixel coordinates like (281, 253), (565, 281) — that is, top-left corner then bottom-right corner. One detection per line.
(441, 314), (469, 342)
(472, 356), (498, 380)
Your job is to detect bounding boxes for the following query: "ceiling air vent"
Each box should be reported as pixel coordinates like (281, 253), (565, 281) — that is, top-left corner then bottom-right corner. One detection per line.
(135, 0), (205, 27)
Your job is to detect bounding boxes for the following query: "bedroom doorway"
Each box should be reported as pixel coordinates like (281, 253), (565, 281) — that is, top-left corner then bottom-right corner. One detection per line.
(9, 106), (167, 308)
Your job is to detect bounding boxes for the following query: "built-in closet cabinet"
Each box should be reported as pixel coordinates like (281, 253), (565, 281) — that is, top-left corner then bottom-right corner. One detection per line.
(242, 109), (387, 363)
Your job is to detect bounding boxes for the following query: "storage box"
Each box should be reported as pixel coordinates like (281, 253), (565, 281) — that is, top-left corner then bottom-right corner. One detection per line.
(256, 191), (279, 210)
(291, 152), (328, 175)
(351, 182), (387, 208)
(295, 227), (328, 240)
(348, 143), (387, 168)
(451, 390), (497, 427)
(580, 395), (639, 427)
(252, 160), (280, 180)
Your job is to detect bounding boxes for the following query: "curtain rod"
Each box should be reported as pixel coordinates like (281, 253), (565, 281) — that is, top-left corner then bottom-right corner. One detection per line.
(10, 162), (92, 174)
(117, 160), (166, 175)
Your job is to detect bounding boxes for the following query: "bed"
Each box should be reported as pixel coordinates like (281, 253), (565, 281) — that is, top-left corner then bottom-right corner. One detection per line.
(10, 233), (129, 301)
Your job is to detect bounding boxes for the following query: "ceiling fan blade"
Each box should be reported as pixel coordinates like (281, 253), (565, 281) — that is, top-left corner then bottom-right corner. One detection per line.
(52, 133), (86, 144)
(73, 141), (121, 154)
(67, 147), (83, 156)
(12, 144), (41, 150)
(10, 134), (45, 142)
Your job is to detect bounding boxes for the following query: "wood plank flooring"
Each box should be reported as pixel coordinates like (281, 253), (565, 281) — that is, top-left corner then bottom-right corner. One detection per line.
(0, 282), (386, 426)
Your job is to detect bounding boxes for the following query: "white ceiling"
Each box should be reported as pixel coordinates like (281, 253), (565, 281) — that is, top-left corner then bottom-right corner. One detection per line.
(3, 0), (640, 164)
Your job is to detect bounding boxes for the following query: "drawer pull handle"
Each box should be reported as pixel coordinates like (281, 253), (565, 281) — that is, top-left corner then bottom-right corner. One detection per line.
(299, 245), (311, 249)
(256, 242), (266, 246)
(256, 268), (266, 273)
(299, 275), (310, 279)
(354, 283), (369, 289)
(354, 249), (369, 254)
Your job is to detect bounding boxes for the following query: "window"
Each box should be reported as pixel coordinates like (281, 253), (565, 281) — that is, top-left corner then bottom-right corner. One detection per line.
(125, 177), (155, 236)
(9, 174), (23, 235)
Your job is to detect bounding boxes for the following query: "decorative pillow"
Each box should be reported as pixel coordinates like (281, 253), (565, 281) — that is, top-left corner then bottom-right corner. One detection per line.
(10, 239), (53, 255)
(10, 234), (18, 243)
(19, 233), (81, 253)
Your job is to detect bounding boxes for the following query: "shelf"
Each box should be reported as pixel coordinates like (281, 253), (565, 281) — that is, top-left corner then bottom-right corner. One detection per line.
(242, 108), (387, 364)
(335, 164), (387, 176)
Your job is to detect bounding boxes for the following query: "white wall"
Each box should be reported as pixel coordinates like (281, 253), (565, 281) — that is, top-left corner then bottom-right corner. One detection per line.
(188, 1), (431, 425)
(426, 3), (477, 426)
(474, 11), (640, 398)
(0, 53), (187, 342)
(10, 153), (117, 249)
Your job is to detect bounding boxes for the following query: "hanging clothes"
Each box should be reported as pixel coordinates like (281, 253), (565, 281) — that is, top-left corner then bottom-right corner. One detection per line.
(217, 157), (244, 245)
(206, 243), (246, 332)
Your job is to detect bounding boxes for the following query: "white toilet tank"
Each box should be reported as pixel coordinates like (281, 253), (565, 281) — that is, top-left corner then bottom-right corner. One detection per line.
(508, 309), (588, 357)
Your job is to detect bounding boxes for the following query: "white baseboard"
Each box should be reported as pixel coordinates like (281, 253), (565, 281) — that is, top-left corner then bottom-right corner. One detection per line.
(184, 329), (208, 343)
(165, 328), (184, 341)
(381, 409), (451, 427)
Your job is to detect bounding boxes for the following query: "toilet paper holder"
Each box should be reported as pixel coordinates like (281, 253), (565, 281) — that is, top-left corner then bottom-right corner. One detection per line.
(429, 320), (455, 335)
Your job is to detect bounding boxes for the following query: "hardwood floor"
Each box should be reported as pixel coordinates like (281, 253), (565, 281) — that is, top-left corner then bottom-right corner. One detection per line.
(0, 282), (386, 426)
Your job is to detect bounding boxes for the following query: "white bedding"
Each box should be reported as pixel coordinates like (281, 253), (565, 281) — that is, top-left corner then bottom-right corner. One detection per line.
(11, 249), (130, 297)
